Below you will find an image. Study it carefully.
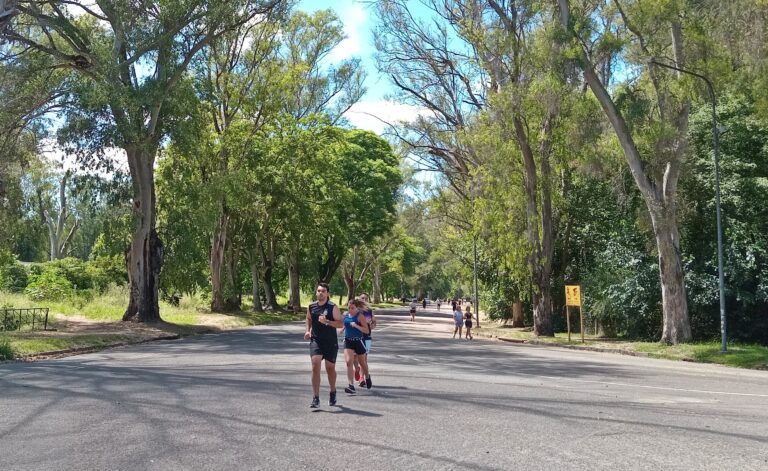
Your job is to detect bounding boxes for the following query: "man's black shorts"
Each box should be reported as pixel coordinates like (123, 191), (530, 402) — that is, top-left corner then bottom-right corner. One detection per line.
(310, 339), (338, 363)
(344, 337), (367, 355)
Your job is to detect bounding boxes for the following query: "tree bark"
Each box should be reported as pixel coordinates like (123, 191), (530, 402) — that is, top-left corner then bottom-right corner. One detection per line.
(651, 206), (692, 343)
(511, 301), (524, 327)
(288, 244), (301, 312)
(318, 236), (344, 284)
(513, 115), (554, 336)
(372, 261), (382, 304)
(261, 264), (278, 310)
(250, 260), (263, 312)
(259, 237), (279, 310)
(41, 170), (79, 261)
(123, 147), (163, 323)
(224, 238), (240, 310)
(210, 208), (229, 312)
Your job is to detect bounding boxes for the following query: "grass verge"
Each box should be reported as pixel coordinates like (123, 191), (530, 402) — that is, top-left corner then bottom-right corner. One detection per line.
(476, 323), (768, 370)
(5, 333), (137, 357)
(0, 287), (308, 360)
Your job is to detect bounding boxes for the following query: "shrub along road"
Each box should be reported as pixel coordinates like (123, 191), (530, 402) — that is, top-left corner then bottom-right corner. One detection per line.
(1, 307), (767, 470)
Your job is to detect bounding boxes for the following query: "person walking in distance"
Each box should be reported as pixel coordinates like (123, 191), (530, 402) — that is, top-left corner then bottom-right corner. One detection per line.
(409, 299), (417, 321)
(343, 299), (370, 395)
(356, 293), (375, 388)
(305, 283), (343, 408)
(452, 304), (464, 339)
(464, 304), (473, 340)
(422, 298), (427, 310)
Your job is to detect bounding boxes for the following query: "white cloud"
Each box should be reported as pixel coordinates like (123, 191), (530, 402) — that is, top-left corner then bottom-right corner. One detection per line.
(344, 100), (431, 135)
(328, 2), (367, 63)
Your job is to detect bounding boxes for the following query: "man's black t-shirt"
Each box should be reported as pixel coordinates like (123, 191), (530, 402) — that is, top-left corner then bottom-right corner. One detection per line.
(309, 300), (337, 343)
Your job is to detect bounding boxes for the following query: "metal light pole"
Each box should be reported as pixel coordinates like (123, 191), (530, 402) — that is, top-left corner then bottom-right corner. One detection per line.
(651, 60), (727, 352)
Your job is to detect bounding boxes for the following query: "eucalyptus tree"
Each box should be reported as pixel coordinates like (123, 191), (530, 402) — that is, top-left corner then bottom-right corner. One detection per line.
(373, 0), (485, 198)
(276, 9), (366, 305)
(2, 0), (287, 322)
(35, 169), (79, 260)
(448, 0), (581, 336)
(198, 12), (287, 312)
(555, 0), (699, 343)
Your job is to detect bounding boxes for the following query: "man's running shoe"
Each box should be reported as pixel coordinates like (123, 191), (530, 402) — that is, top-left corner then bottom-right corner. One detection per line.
(365, 375), (372, 389)
(310, 396), (320, 408)
(329, 390), (337, 406)
(344, 384), (356, 394)
(359, 380), (366, 387)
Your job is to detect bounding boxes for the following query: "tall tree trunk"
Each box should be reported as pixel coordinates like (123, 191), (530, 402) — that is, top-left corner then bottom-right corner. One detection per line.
(250, 260), (263, 312)
(123, 147), (163, 323)
(372, 261), (382, 304)
(511, 301), (524, 327)
(40, 170), (79, 261)
(261, 264), (278, 310)
(514, 116), (554, 336)
(210, 207), (228, 312)
(318, 236), (344, 283)
(651, 206), (692, 343)
(224, 239), (240, 310)
(259, 237), (279, 311)
(343, 247), (357, 302)
(288, 244), (301, 312)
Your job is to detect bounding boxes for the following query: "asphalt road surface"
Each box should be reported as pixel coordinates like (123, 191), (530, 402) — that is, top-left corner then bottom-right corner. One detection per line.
(1, 307), (767, 470)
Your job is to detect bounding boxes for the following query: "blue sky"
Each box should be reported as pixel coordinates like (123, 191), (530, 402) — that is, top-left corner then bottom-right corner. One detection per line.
(297, 0), (429, 134)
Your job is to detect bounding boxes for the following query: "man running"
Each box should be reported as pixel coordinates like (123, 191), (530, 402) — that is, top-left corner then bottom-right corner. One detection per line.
(304, 283), (343, 408)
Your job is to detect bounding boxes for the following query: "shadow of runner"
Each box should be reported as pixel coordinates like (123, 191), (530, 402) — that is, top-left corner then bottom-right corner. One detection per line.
(313, 405), (383, 417)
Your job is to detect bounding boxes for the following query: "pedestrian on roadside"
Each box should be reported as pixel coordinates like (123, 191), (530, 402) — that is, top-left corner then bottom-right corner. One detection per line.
(305, 283), (343, 408)
(436, 298), (441, 311)
(464, 304), (473, 340)
(451, 299), (457, 312)
(452, 304), (464, 339)
(422, 298), (427, 310)
(409, 299), (417, 321)
(354, 293), (376, 388)
(342, 299), (370, 395)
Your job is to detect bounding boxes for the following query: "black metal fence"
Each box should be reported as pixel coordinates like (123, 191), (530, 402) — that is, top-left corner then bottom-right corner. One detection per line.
(0, 308), (50, 331)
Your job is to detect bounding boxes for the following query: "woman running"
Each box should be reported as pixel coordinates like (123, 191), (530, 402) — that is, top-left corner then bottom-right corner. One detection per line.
(464, 304), (473, 340)
(343, 299), (370, 394)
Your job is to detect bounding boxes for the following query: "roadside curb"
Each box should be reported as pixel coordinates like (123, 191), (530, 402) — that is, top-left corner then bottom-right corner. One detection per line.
(490, 335), (650, 358)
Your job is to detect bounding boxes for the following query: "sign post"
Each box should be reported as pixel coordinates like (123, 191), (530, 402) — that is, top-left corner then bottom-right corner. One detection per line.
(565, 285), (584, 343)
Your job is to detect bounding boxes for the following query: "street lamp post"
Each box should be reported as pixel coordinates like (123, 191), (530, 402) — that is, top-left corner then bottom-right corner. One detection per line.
(651, 60), (727, 352)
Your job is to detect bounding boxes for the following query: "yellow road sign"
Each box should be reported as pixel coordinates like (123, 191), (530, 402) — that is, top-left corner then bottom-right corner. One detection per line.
(565, 285), (581, 306)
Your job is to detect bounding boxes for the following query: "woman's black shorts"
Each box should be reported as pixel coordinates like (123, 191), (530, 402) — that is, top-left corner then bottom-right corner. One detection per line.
(465, 320), (473, 329)
(344, 337), (367, 355)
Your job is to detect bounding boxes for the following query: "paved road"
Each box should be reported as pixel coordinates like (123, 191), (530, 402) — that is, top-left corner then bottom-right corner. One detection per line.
(1, 307), (767, 470)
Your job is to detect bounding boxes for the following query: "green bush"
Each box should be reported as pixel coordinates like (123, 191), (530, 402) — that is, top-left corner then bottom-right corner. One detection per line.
(43, 258), (94, 290)
(0, 336), (14, 361)
(0, 249), (14, 267)
(25, 270), (73, 301)
(0, 263), (29, 293)
(89, 255), (128, 289)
